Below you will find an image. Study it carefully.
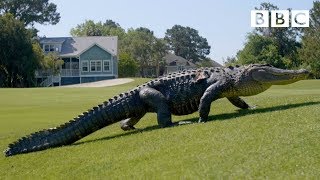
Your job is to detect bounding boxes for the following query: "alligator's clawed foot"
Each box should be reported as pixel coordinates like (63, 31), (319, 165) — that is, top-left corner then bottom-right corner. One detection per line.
(120, 125), (136, 131)
(177, 121), (194, 125)
(198, 117), (207, 123)
(249, 105), (257, 109)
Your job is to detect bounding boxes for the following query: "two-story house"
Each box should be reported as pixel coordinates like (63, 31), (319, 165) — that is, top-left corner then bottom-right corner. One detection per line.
(37, 36), (118, 86)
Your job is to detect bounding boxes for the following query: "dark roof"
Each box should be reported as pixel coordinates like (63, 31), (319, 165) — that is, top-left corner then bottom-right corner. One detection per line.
(164, 53), (196, 67)
(40, 36), (118, 57)
(40, 37), (66, 44)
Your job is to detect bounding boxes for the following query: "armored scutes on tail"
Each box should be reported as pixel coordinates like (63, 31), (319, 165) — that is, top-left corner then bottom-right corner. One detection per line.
(4, 90), (142, 157)
(4, 64), (311, 157)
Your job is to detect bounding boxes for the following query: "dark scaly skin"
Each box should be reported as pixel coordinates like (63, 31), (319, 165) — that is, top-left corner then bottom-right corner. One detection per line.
(4, 64), (310, 157)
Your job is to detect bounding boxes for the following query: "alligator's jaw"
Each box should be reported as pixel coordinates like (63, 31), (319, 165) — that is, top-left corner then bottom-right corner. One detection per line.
(251, 66), (310, 85)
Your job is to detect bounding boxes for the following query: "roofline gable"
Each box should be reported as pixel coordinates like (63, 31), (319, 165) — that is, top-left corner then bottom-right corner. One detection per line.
(78, 43), (117, 57)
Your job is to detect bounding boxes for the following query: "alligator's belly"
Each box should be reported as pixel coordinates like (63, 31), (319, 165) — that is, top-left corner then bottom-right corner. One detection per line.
(162, 83), (204, 116)
(170, 98), (200, 115)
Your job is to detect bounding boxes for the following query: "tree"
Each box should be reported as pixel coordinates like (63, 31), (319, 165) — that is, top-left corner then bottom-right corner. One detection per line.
(165, 25), (210, 63)
(299, 1), (320, 78)
(0, 14), (40, 87)
(237, 33), (284, 67)
(70, 19), (126, 39)
(120, 27), (168, 77)
(70, 20), (103, 36)
(151, 38), (167, 76)
(101, 20), (126, 40)
(0, 0), (60, 26)
(236, 2), (301, 68)
(118, 52), (139, 77)
(42, 52), (64, 75)
(121, 27), (158, 77)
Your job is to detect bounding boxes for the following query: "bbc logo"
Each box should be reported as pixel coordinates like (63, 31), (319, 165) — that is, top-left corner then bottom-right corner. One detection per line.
(251, 10), (309, 27)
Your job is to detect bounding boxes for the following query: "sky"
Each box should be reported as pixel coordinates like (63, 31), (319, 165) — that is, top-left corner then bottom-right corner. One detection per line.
(35, 0), (314, 64)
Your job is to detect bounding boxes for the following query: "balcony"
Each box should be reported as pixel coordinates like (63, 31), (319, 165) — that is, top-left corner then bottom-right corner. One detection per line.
(36, 69), (80, 78)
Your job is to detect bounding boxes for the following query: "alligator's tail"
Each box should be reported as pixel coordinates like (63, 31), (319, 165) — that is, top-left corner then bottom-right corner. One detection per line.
(4, 90), (141, 157)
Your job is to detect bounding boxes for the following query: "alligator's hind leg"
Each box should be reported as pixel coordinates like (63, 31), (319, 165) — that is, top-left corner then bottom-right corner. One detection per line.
(120, 113), (146, 131)
(227, 97), (250, 109)
(139, 87), (173, 128)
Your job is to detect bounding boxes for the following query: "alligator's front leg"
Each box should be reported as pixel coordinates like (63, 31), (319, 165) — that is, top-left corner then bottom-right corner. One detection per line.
(198, 81), (226, 123)
(139, 87), (173, 127)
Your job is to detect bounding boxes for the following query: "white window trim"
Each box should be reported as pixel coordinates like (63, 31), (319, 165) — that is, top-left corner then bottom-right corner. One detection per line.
(44, 44), (56, 52)
(103, 60), (111, 72)
(81, 60), (89, 72)
(90, 60), (102, 72)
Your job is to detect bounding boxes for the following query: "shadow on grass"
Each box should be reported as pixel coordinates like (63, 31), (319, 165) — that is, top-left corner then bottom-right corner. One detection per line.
(73, 101), (320, 146)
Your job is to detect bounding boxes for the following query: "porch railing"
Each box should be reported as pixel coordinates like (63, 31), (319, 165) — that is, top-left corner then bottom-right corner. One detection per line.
(60, 69), (80, 77)
(36, 69), (80, 77)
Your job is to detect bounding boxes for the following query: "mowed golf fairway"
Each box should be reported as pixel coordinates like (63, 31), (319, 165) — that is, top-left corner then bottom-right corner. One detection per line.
(0, 79), (319, 179)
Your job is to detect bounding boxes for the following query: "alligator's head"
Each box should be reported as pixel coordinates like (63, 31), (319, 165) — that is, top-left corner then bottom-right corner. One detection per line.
(248, 64), (310, 85)
(236, 64), (310, 96)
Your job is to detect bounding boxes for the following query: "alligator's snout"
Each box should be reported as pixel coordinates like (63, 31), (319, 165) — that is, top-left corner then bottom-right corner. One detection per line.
(250, 65), (311, 85)
(305, 70), (312, 79)
(295, 69), (311, 79)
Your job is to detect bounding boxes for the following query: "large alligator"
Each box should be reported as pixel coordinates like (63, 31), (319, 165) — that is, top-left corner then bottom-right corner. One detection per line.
(4, 64), (310, 156)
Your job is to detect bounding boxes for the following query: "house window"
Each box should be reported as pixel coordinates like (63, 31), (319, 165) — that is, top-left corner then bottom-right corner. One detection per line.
(103, 60), (111, 72)
(82, 61), (89, 72)
(90, 60), (102, 72)
(44, 44), (56, 52)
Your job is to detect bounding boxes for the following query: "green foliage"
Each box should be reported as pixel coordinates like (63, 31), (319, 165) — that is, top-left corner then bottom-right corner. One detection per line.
(70, 19), (126, 39)
(298, 1), (320, 78)
(34, 43), (64, 76)
(70, 20), (102, 36)
(237, 33), (285, 67)
(151, 38), (167, 76)
(165, 25), (210, 63)
(43, 52), (64, 75)
(0, 14), (40, 87)
(236, 2), (302, 69)
(118, 52), (139, 77)
(121, 27), (167, 77)
(0, 79), (320, 178)
(0, 0), (60, 26)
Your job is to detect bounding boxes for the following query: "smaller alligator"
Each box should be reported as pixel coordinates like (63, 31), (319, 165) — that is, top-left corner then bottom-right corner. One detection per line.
(4, 64), (310, 156)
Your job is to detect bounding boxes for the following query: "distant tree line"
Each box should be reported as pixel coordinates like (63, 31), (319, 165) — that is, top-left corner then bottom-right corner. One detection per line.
(225, 2), (320, 78)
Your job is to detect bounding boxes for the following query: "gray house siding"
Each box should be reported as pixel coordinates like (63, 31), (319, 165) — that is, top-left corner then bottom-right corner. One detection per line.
(61, 77), (80, 85)
(113, 56), (118, 77)
(79, 44), (117, 83)
(80, 45), (113, 76)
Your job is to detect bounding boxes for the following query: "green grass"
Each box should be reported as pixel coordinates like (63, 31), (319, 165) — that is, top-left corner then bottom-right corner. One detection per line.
(0, 79), (319, 179)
